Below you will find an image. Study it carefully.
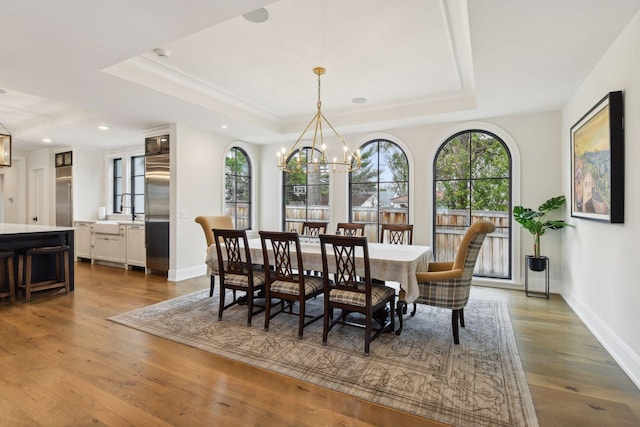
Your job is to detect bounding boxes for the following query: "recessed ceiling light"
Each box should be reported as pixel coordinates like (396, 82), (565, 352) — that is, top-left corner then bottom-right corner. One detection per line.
(352, 97), (367, 104)
(221, 125), (228, 129)
(0, 89), (6, 95)
(98, 125), (109, 130)
(42, 138), (52, 143)
(243, 8), (269, 23)
(152, 47), (171, 58)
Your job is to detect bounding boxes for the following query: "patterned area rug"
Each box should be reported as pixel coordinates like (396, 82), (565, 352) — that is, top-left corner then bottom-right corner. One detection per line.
(109, 290), (538, 427)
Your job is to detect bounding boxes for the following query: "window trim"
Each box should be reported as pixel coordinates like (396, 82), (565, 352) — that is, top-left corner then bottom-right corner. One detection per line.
(113, 158), (123, 213)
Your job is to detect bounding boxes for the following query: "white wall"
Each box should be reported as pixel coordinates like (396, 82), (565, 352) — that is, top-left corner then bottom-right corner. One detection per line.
(260, 112), (562, 288)
(171, 123), (236, 281)
(561, 10), (640, 388)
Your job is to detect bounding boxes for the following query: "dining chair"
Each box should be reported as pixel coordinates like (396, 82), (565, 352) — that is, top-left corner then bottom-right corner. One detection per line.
(259, 231), (324, 339)
(301, 221), (328, 236)
(379, 223), (413, 245)
(335, 222), (365, 237)
(213, 228), (266, 326)
(414, 220), (495, 344)
(319, 234), (395, 356)
(378, 223), (415, 332)
(195, 215), (234, 297)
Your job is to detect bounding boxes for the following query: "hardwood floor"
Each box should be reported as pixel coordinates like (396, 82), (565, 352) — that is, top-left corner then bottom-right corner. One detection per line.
(1, 262), (638, 426)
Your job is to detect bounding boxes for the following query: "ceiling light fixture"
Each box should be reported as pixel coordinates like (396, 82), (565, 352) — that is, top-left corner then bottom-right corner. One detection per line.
(243, 8), (269, 23)
(42, 138), (53, 143)
(0, 122), (12, 167)
(277, 67), (361, 174)
(152, 48), (171, 58)
(98, 125), (109, 130)
(352, 97), (367, 104)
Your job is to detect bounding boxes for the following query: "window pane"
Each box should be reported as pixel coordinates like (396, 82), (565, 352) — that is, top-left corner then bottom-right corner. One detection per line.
(472, 178), (510, 211)
(133, 195), (144, 214)
(471, 134), (510, 179)
(236, 177), (250, 202)
(133, 176), (144, 193)
(435, 136), (470, 179)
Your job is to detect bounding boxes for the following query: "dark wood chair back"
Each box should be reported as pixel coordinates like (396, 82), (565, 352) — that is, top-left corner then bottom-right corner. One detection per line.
(380, 224), (414, 245)
(301, 221), (328, 237)
(335, 222), (365, 237)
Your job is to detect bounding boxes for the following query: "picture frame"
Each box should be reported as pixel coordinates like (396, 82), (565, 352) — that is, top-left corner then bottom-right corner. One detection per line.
(570, 90), (624, 223)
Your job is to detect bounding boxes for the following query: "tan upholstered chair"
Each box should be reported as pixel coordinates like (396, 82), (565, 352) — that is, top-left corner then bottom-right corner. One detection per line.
(415, 220), (495, 344)
(195, 215), (234, 247)
(320, 234), (395, 356)
(195, 215), (234, 296)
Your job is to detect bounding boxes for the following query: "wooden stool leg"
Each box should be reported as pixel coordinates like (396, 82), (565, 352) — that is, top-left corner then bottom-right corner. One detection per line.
(8, 256), (15, 304)
(25, 254), (32, 303)
(63, 251), (70, 295)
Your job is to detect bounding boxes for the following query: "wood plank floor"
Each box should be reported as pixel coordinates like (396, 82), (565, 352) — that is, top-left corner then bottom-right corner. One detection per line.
(1, 262), (639, 426)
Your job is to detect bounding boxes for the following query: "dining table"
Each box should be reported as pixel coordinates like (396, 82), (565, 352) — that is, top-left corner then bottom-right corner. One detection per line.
(205, 236), (432, 334)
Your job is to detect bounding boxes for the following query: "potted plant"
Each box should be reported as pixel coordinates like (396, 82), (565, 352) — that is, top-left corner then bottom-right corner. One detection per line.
(513, 195), (574, 271)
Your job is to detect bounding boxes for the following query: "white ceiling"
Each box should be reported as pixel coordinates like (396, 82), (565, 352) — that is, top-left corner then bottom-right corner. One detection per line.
(1, 0), (639, 152)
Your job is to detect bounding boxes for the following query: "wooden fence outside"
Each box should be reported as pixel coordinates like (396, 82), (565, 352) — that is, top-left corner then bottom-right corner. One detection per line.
(282, 206), (510, 277)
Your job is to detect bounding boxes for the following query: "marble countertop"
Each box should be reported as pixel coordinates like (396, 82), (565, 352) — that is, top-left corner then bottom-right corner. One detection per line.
(0, 223), (75, 235)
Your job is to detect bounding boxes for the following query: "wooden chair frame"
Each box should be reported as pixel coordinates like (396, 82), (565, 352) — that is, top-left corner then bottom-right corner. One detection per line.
(335, 222), (365, 237)
(320, 234), (395, 356)
(213, 228), (265, 326)
(259, 231), (324, 339)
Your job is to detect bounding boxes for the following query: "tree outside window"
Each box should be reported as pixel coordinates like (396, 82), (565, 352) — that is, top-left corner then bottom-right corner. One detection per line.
(225, 147), (251, 230)
(433, 130), (511, 278)
(350, 139), (409, 241)
(282, 147), (329, 232)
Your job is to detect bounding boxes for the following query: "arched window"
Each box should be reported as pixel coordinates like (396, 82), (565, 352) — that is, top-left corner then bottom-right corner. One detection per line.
(224, 147), (252, 230)
(433, 130), (511, 279)
(349, 139), (409, 241)
(282, 147), (329, 232)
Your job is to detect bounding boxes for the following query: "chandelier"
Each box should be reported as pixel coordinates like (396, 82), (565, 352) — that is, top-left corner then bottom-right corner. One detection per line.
(277, 67), (361, 173)
(0, 122), (11, 168)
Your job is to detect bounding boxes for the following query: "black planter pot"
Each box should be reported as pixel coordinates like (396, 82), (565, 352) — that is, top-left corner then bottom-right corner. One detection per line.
(527, 256), (548, 272)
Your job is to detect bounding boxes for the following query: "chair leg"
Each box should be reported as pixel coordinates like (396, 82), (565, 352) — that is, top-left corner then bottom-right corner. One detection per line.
(411, 302), (417, 317)
(218, 286), (225, 321)
(264, 290), (271, 332)
(452, 309), (460, 344)
(364, 313), (371, 356)
(246, 290), (253, 327)
(209, 275), (215, 297)
(297, 299), (305, 339)
(395, 300), (404, 336)
(460, 308), (465, 328)
(322, 305), (331, 346)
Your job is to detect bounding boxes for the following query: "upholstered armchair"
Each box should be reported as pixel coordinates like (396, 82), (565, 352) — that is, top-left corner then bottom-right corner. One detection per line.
(415, 220), (495, 344)
(195, 215), (234, 296)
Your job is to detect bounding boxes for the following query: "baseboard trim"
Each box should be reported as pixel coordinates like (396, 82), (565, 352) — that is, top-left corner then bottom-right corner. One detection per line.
(562, 291), (640, 390)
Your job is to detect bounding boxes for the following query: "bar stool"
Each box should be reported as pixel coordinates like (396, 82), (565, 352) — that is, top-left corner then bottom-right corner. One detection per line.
(0, 251), (16, 304)
(21, 245), (70, 302)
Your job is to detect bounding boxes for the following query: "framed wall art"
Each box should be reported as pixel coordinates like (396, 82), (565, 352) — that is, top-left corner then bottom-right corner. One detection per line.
(570, 90), (624, 223)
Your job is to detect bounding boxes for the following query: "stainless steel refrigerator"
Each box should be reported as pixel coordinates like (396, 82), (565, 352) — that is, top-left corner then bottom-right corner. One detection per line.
(145, 138), (170, 275)
(55, 165), (73, 227)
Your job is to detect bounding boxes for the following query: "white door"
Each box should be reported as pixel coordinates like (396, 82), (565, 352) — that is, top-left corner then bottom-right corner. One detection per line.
(29, 167), (47, 224)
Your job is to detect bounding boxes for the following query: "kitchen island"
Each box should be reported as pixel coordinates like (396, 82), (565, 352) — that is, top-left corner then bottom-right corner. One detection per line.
(0, 223), (75, 291)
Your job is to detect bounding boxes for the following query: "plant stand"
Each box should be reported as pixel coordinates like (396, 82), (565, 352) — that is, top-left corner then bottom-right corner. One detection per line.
(525, 255), (549, 299)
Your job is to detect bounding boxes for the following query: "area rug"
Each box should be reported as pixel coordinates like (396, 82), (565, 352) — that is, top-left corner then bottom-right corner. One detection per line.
(108, 290), (538, 427)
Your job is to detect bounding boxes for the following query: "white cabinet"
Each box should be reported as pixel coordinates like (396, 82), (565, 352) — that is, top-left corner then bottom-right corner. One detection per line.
(75, 221), (92, 259)
(91, 224), (126, 264)
(126, 224), (146, 268)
